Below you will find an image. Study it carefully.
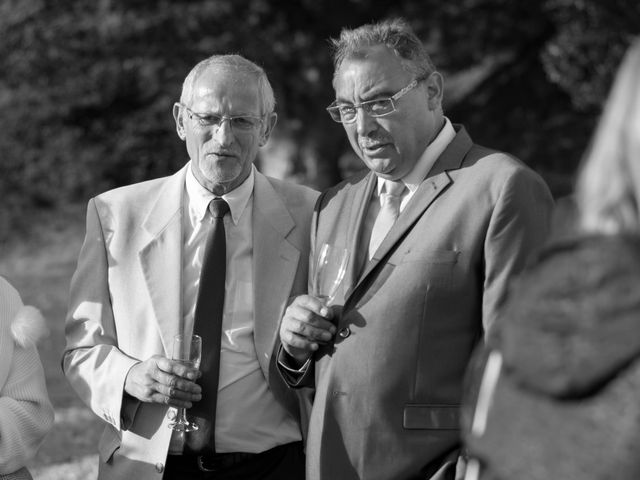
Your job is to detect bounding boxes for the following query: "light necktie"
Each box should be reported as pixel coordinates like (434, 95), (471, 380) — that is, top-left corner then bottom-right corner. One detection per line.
(188, 197), (229, 454)
(368, 181), (406, 259)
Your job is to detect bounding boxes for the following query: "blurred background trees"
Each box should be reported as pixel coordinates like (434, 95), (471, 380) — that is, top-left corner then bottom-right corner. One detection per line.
(1, 0), (639, 240)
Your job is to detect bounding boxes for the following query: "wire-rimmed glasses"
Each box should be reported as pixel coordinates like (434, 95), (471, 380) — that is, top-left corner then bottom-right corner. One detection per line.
(326, 78), (422, 124)
(177, 102), (264, 132)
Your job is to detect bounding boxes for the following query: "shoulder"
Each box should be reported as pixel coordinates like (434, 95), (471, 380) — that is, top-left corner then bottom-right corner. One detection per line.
(94, 175), (171, 208)
(0, 278), (47, 348)
(317, 169), (370, 208)
(88, 167), (185, 227)
(0, 277), (23, 327)
(508, 234), (640, 317)
(0, 277), (22, 371)
(466, 144), (539, 179)
(457, 144), (552, 201)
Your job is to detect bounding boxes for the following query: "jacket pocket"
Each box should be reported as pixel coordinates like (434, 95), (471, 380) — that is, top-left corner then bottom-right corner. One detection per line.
(403, 404), (460, 430)
(98, 427), (121, 464)
(400, 248), (460, 265)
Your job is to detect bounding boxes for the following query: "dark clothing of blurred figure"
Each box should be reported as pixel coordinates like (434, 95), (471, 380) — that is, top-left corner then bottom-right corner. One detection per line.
(463, 232), (640, 480)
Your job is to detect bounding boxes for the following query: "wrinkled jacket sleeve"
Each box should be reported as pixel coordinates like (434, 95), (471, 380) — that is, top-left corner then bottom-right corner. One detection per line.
(482, 165), (554, 336)
(62, 199), (140, 431)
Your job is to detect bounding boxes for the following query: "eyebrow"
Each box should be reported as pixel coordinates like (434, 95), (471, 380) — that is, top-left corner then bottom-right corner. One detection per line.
(336, 85), (396, 104)
(191, 108), (260, 117)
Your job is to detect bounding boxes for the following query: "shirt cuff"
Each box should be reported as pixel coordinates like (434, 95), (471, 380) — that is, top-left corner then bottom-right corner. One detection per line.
(276, 345), (313, 388)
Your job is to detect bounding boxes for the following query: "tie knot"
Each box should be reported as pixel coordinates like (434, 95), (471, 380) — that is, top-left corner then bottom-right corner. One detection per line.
(385, 181), (405, 197)
(209, 198), (230, 219)
(380, 181), (405, 208)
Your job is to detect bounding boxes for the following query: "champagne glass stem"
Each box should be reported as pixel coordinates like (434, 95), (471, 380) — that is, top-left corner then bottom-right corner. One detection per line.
(174, 407), (188, 426)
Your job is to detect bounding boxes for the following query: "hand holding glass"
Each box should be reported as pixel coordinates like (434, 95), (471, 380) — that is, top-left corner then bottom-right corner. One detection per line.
(168, 333), (202, 432)
(313, 243), (349, 305)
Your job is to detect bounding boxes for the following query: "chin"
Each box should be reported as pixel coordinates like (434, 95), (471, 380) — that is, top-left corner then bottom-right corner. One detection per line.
(365, 158), (394, 175)
(204, 165), (241, 182)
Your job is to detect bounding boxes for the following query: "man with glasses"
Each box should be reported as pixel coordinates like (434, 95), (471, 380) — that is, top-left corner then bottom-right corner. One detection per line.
(278, 18), (553, 480)
(64, 54), (317, 479)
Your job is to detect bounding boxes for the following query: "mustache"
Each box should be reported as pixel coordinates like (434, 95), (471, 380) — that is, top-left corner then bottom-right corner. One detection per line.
(359, 138), (389, 149)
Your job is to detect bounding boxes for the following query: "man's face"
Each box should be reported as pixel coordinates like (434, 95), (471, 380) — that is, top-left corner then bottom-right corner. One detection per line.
(174, 66), (276, 195)
(333, 45), (442, 181)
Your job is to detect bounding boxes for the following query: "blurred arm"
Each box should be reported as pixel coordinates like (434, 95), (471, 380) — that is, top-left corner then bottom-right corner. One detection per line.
(0, 343), (54, 474)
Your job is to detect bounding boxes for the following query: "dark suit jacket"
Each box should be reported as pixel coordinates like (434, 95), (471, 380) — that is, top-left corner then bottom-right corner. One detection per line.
(295, 126), (554, 480)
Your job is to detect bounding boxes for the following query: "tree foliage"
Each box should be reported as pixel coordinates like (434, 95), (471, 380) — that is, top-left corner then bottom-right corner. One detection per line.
(1, 0), (639, 239)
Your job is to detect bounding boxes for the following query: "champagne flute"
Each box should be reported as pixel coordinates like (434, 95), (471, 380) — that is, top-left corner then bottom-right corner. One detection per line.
(168, 333), (202, 432)
(313, 243), (349, 305)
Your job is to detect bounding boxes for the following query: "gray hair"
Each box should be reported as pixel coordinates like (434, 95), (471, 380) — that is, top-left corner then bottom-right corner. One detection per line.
(576, 37), (640, 234)
(330, 18), (435, 83)
(180, 54), (275, 115)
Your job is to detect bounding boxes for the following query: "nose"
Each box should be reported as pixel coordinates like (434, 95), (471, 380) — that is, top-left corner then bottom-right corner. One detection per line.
(355, 107), (377, 137)
(213, 118), (234, 146)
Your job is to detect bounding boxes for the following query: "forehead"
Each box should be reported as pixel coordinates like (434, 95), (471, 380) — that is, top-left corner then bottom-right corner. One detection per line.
(190, 66), (261, 112)
(334, 45), (413, 100)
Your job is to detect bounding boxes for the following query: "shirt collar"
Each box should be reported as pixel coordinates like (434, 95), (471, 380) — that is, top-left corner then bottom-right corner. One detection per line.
(376, 117), (456, 196)
(185, 162), (255, 225)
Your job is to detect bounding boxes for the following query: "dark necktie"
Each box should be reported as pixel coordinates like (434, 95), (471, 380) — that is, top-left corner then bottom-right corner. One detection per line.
(188, 197), (229, 453)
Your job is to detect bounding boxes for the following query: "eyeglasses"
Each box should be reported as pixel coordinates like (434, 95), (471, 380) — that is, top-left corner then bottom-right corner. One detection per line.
(326, 79), (422, 124)
(178, 103), (264, 132)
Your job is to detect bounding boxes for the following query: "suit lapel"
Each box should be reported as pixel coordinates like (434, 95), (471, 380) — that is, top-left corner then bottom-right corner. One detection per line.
(252, 173), (300, 379)
(138, 165), (189, 356)
(342, 172), (377, 298)
(352, 127), (473, 297)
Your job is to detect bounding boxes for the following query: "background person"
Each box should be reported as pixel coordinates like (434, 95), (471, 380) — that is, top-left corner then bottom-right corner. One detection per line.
(462, 37), (640, 480)
(63, 54), (317, 480)
(279, 18), (554, 480)
(0, 276), (54, 480)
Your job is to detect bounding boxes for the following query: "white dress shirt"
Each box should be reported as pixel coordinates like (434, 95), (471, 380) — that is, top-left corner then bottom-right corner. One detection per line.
(175, 164), (301, 453)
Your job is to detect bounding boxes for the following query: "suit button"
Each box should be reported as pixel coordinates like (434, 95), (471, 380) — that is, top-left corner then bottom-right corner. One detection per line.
(338, 327), (351, 338)
(155, 463), (164, 473)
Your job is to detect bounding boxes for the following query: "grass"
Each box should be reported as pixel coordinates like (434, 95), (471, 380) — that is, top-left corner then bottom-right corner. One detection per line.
(0, 204), (101, 479)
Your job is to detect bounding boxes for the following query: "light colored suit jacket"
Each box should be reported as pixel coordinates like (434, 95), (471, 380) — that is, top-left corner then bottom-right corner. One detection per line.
(63, 164), (318, 480)
(296, 126), (554, 480)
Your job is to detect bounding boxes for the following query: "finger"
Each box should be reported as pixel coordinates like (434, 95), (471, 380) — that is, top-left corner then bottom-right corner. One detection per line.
(150, 391), (193, 409)
(159, 381), (202, 402)
(286, 304), (335, 329)
(153, 379), (201, 402)
(153, 358), (198, 383)
(153, 369), (201, 395)
(283, 330), (320, 352)
(290, 296), (332, 317)
(290, 318), (334, 343)
(297, 314), (337, 332)
(166, 359), (201, 381)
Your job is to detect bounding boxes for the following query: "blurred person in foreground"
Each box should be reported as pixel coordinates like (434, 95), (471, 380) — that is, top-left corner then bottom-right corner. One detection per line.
(462, 38), (640, 480)
(278, 18), (553, 480)
(63, 54), (317, 479)
(0, 276), (54, 480)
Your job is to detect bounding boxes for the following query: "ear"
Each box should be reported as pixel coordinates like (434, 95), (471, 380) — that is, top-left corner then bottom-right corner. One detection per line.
(173, 103), (187, 141)
(259, 112), (278, 147)
(425, 72), (444, 110)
